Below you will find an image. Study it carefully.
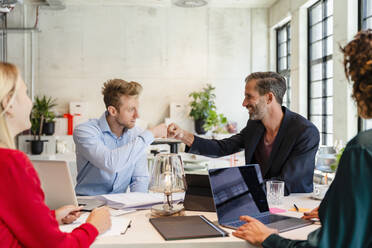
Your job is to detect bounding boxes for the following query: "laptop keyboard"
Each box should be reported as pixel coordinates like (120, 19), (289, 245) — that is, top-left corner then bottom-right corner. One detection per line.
(227, 220), (246, 228)
(226, 214), (291, 229)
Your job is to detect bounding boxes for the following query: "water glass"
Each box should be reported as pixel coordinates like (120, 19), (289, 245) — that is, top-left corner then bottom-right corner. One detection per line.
(266, 180), (284, 205)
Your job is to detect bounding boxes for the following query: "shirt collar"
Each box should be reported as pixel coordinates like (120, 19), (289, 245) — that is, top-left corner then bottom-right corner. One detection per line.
(98, 111), (131, 137)
(98, 111), (112, 133)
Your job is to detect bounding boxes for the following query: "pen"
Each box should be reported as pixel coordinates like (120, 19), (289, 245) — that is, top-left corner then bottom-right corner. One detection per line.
(121, 220), (132, 235)
(293, 204), (299, 212)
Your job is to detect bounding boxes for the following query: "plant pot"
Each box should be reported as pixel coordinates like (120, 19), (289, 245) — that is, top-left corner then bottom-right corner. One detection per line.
(43, 121), (55, 135)
(194, 119), (207, 135)
(28, 140), (47, 155)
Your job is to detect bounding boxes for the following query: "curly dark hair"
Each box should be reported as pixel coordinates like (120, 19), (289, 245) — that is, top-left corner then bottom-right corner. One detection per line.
(341, 29), (372, 118)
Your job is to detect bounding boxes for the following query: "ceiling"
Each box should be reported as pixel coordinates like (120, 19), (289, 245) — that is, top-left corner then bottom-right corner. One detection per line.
(24, 0), (278, 8)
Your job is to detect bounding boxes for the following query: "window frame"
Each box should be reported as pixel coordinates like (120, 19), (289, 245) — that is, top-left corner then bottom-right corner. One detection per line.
(307, 0), (334, 146)
(276, 22), (291, 109)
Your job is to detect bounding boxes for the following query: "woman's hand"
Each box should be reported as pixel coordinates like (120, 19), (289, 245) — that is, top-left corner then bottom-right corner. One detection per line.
(232, 216), (278, 246)
(302, 206), (319, 221)
(55, 205), (82, 225)
(86, 206), (111, 234)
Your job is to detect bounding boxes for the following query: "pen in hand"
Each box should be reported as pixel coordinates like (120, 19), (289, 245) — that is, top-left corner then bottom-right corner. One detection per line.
(293, 204), (299, 212)
(121, 220), (132, 235)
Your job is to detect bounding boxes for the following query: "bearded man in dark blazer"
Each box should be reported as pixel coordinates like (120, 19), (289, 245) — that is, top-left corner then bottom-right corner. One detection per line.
(168, 72), (320, 195)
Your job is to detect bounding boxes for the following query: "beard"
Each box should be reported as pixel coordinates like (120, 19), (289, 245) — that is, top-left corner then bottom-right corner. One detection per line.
(115, 116), (136, 129)
(247, 99), (266, 120)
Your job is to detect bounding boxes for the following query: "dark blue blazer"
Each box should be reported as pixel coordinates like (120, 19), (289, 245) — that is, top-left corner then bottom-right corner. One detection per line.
(188, 107), (320, 195)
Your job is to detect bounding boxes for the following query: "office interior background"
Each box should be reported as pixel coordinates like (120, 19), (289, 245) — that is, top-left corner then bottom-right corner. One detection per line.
(2, 0), (370, 147)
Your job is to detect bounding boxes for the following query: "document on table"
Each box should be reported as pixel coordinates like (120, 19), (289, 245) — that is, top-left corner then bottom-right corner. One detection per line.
(95, 192), (185, 210)
(59, 213), (131, 238)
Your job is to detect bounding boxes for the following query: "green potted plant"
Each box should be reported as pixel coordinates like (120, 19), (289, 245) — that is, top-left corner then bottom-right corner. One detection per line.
(188, 84), (227, 134)
(33, 95), (57, 135)
(203, 110), (228, 133)
(28, 96), (57, 154)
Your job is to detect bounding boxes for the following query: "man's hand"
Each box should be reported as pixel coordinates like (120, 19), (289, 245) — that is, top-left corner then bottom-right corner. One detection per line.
(167, 123), (194, 147)
(55, 205), (82, 225)
(167, 123), (184, 139)
(232, 216), (277, 246)
(302, 206), (319, 221)
(149, 123), (167, 138)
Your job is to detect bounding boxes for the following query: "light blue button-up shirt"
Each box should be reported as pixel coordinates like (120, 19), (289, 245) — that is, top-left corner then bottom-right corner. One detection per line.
(73, 112), (154, 196)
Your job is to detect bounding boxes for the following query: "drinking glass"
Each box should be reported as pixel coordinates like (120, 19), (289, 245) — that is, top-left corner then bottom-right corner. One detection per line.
(266, 180), (285, 205)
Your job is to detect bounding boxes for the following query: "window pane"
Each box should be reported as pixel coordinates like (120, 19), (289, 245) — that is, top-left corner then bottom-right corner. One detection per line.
(311, 40), (322, 60)
(326, 116), (333, 134)
(278, 29), (287, 43)
(326, 36), (333, 56)
(366, 17), (372, 28)
(279, 43), (287, 57)
(326, 133), (333, 146)
(325, 0), (333, 17)
(311, 63), (323, 81)
(366, 119), (372, 129)
(311, 116), (322, 130)
(326, 78), (333, 96)
(279, 57), (287, 71)
(310, 81), (322, 98)
(310, 4), (322, 25)
(311, 22), (323, 42)
(326, 59), (333, 78)
(310, 98), (322, 115)
(367, 0), (372, 17)
(325, 16), (333, 36)
(326, 96), (333, 114)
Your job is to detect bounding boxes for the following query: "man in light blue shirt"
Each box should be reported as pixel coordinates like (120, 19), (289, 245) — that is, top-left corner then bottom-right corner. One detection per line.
(73, 79), (167, 196)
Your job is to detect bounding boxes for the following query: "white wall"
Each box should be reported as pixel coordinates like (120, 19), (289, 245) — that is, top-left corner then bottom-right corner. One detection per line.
(268, 0), (358, 144)
(7, 3), (269, 132)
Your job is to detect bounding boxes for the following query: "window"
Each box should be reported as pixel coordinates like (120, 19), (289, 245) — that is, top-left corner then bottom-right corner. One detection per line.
(359, 0), (372, 130)
(308, 0), (334, 146)
(276, 22), (291, 108)
(0, 13), (6, 62)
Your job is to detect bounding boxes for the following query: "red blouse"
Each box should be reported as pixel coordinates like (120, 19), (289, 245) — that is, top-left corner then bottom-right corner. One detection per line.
(0, 148), (98, 247)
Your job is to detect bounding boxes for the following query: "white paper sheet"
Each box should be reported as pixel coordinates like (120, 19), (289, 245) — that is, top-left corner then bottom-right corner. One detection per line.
(96, 192), (185, 210)
(59, 213), (131, 239)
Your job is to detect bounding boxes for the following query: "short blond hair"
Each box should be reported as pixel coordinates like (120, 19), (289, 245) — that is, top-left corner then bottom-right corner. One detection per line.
(0, 62), (19, 148)
(101, 79), (142, 110)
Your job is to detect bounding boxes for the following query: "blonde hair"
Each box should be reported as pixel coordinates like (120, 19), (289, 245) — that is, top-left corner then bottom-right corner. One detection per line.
(0, 62), (19, 149)
(101, 79), (142, 110)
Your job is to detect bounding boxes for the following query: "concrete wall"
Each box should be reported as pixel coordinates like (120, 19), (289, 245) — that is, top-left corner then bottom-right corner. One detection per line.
(7, 3), (269, 131)
(268, 0), (358, 144)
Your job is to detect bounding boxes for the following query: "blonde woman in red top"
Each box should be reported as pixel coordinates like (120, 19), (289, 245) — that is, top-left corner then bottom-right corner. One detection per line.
(0, 62), (111, 247)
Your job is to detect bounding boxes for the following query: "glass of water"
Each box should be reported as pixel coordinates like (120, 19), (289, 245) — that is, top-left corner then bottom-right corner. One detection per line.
(266, 180), (285, 205)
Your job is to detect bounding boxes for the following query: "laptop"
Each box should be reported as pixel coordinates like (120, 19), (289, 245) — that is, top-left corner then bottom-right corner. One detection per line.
(208, 165), (312, 232)
(184, 174), (215, 212)
(32, 160), (104, 211)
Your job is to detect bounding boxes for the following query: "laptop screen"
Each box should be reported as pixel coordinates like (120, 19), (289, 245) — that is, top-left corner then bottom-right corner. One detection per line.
(208, 165), (270, 224)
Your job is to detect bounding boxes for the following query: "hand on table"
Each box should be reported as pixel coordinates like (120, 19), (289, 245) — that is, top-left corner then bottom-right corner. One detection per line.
(302, 206), (319, 221)
(86, 206), (111, 234)
(232, 216), (278, 246)
(55, 205), (82, 225)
